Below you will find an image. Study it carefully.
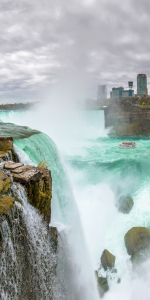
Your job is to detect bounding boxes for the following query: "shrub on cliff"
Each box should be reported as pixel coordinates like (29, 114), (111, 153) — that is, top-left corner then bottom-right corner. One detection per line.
(37, 160), (50, 171)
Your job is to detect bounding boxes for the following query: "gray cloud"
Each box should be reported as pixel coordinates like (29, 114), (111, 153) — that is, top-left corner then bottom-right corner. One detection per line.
(0, 0), (150, 102)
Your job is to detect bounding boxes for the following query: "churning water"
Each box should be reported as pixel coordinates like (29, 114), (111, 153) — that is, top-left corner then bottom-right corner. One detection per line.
(1, 109), (150, 299)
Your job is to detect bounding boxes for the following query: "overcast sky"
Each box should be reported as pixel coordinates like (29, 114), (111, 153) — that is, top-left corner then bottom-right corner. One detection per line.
(0, 0), (150, 102)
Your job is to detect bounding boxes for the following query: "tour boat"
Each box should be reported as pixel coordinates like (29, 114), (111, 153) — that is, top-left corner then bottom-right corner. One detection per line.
(119, 142), (136, 148)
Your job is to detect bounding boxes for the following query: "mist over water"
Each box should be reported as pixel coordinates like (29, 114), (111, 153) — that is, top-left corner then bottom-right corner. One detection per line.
(1, 107), (150, 299)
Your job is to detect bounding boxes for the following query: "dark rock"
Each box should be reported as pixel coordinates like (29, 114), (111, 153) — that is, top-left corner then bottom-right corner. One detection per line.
(116, 195), (134, 214)
(11, 149), (19, 163)
(125, 227), (150, 263)
(95, 271), (109, 298)
(49, 226), (58, 253)
(27, 168), (52, 224)
(101, 249), (116, 270)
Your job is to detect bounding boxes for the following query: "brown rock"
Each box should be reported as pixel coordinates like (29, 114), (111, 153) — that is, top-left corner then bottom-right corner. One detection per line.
(95, 270), (109, 298)
(49, 226), (58, 252)
(124, 227), (150, 257)
(101, 249), (116, 270)
(0, 136), (13, 151)
(11, 165), (33, 174)
(4, 162), (24, 170)
(12, 167), (42, 183)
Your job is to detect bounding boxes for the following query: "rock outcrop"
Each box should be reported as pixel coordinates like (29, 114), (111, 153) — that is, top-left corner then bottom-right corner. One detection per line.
(101, 249), (116, 270)
(116, 195), (134, 214)
(0, 135), (58, 300)
(0, 137), (52, 224)
(95, 270), (109, 298)
(0, 136), (19, 162)
(104, 106), (150, 136)
(124, 227), (150, 263)
(3, 161), (52, 224)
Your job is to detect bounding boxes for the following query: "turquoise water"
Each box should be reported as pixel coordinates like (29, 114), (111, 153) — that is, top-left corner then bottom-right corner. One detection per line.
(1, 109), (150, 299)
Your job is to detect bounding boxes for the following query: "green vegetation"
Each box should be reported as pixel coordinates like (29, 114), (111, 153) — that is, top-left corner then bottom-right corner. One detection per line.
(0, 102), (37, 111)
(0, 172), (12, 194)
(0, 195), (15, 214)
(103, 95), (150, 108)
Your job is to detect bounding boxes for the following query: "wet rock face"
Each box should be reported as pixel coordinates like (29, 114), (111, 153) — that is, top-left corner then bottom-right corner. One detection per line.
(0, 195), (15, 214)
(49, 226), (58, 253)
(28, 168), (52, 224)
(95, 271), (109, 298)
(0, 172), (12, 195)
(101, 249), (116, 270)
(0, 136), (19, 162)
(116, 196), (134, 214)
(0, 136), (13, 151)
(3, 162), (52, 224)
(125, 227), (150, 263)
(105, 106), (150, 136)
(0, 135), (57, 300)
(0, 194), (58, 300)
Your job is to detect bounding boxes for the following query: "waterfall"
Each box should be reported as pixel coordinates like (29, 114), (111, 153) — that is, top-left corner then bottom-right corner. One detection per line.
(0, 182), (58, 300)
(0, 118), (99, 299)
(13, 132), (99, 300)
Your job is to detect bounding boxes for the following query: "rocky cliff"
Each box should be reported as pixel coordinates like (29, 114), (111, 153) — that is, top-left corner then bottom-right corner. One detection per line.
(104, 106), (150, 135)
(0, 136), (58, 300)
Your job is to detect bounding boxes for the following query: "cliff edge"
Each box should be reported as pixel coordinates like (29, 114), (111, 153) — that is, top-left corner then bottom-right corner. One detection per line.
(104, 106), (150, 136)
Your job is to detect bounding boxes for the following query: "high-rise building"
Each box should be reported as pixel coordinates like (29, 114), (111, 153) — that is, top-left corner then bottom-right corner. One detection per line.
(110, 87), (124, 99)
(137, 74), (148, 95)
(97, 85), (107, 101)
(110, 83), (134, 99)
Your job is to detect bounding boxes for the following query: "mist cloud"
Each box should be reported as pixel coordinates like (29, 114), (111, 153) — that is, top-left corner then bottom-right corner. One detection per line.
(0, 0), (150, 101)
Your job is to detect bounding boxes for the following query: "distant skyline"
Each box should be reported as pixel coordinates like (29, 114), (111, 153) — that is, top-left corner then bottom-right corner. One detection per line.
(0, 0), (150, 102)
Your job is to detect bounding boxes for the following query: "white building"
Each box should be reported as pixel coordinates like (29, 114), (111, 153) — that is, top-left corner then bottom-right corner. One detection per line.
(97, 85), (107, 101)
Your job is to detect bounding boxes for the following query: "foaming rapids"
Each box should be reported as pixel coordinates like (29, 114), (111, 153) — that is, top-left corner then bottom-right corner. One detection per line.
(1, 108), (150, 299)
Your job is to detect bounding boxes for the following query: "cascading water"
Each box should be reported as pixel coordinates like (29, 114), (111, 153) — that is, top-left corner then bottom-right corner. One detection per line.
(0, 182), (58, 300)
(1, 108), (150, 299)
(0, 117), (99, 300)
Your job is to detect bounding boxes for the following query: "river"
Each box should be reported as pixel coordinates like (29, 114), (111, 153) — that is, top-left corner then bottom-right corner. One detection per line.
(1, 109), (150, 299)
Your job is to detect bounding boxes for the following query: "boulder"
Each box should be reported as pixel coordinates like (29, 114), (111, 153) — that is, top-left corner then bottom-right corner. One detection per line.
(12, 166), (42, 183)
(116, 195), (134, 214)
(124, 227), (150, 262)
(95, 271), (109, 298)
(101, 249), (116, 270)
